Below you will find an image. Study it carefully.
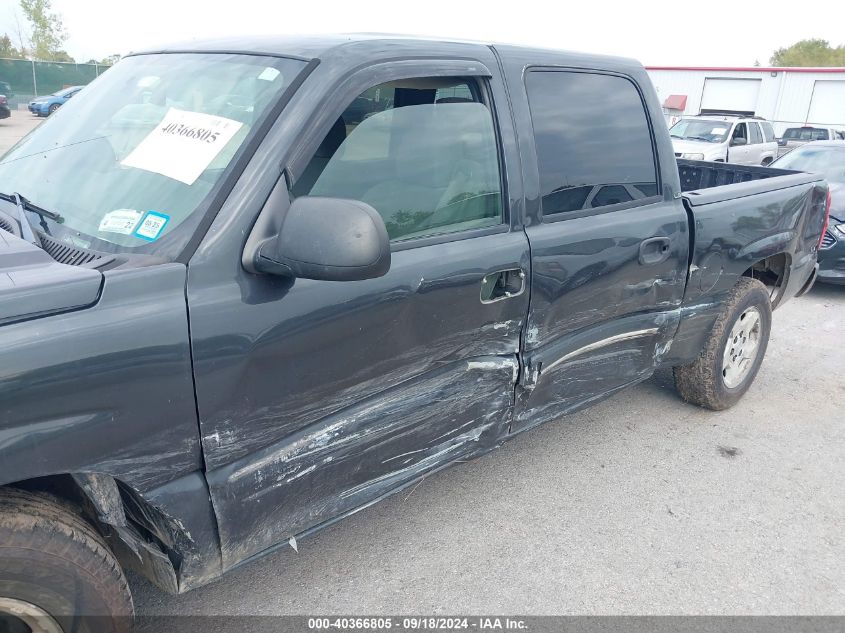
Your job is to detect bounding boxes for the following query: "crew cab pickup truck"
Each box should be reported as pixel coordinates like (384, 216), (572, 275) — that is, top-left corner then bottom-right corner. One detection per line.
(0, 35), (829, 630)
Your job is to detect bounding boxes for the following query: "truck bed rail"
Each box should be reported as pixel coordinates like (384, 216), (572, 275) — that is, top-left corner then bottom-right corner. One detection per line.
(677, 159), (798, 193)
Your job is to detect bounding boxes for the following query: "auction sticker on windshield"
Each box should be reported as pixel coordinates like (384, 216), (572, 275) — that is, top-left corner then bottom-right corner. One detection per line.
(99, 208), (143, 234)
(121, 108), (244, 185)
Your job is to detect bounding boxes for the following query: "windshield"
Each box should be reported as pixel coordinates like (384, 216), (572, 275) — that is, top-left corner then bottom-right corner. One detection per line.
(669, 119), (731, 143)
(773, 145), (845, 184)
(0, 53), (306, 259)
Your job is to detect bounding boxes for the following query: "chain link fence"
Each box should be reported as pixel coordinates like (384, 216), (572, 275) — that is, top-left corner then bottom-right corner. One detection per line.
(0, 58), (111, 109)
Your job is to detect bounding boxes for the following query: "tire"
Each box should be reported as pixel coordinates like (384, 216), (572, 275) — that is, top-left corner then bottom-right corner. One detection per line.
(0, 487), (133, 633)
(673, 277), (772, 410)
(47, 104), (59, 115)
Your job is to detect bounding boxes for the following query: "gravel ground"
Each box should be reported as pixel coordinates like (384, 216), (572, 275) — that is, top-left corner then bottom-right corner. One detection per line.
(131, 284), (845, 618)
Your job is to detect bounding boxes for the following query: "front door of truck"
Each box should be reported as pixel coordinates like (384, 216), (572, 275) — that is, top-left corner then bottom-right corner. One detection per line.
(505, 66), (689, 433)
(187, 59), (530, 568)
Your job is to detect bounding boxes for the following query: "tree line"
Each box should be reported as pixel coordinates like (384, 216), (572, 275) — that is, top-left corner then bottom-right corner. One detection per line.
(0, 0), (118, 65)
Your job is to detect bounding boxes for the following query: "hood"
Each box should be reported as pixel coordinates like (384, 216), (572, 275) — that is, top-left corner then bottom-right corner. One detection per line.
(671, 138), (722, 155)
(0, 228), (102, 326)
(828, 181), (845, 223)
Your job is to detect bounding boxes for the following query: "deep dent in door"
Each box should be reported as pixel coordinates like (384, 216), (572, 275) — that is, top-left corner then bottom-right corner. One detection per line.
(208, 355), (519, 567)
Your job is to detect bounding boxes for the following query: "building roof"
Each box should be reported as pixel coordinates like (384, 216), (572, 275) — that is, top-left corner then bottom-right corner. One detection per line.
(647, 66), (845, 74)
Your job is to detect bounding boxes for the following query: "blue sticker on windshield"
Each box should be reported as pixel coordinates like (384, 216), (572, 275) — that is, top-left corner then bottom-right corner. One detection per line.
(134, 211), (169, 241)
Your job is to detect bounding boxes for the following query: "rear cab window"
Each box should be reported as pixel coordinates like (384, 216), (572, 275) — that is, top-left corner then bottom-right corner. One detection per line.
(524, 70), (659, 217)
(294, 77), (503, 242)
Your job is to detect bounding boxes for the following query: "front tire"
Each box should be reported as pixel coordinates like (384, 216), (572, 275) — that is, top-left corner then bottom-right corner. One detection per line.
(673, 277), (772, 410)
(0, 487), (133, 633)
(47, 104), (59, 115)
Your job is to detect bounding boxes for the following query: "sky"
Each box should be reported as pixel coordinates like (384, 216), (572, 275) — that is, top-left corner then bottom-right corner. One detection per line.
(0, 0), (842, 67)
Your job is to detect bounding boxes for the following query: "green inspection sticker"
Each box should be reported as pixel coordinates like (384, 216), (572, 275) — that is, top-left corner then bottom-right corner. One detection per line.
(133, 211), (169, 241)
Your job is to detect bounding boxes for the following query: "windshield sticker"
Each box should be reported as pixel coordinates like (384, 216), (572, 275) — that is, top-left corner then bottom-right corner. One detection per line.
(257, 67), (280, 82)
(121, 107), (244, 185)
(711, 127), (727, 134)
(99, 209), (142, 235)
(134, 211), (170, 241)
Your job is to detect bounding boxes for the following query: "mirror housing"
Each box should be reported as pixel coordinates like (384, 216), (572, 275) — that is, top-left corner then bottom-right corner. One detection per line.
(731, 137), (748, 146)
(253, 196), (390, 282)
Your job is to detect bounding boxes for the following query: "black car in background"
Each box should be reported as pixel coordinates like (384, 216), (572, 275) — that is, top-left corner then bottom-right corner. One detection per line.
(773, 141), (845, 284)
(0, 94), (10, 120)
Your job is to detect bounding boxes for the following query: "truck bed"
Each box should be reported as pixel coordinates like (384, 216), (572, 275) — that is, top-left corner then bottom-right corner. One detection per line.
(677, 158), (821, 206)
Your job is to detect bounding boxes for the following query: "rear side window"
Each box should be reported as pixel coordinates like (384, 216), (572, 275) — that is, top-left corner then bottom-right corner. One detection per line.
(761, 121), (775, 142)
(525, 71), (658, 216)
(749, 122), (762, 144)
(294, 77), (502, 241)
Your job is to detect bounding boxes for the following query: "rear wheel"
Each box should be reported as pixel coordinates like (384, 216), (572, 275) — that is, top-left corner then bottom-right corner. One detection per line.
(673, 277), (772, 410)
(0, 488), (133, 633)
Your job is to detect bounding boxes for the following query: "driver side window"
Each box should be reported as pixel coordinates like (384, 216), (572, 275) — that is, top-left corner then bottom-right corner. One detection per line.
(292, 77), (503, 242)
(732, 122), (747, 142)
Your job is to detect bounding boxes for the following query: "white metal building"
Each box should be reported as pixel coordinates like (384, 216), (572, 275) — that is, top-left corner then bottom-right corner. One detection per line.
(645, 66), (845, 135)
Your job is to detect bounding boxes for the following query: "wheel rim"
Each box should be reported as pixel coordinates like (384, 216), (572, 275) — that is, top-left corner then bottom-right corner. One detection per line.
(0, 597), (64, 633)
(721, 306), (762, 389)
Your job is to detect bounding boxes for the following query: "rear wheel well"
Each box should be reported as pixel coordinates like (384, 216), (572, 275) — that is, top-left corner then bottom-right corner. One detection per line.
(743, 252), (789, 307)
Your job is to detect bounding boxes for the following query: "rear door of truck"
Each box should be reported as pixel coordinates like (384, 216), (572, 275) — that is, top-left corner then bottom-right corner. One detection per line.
(494, 48), (690, 432)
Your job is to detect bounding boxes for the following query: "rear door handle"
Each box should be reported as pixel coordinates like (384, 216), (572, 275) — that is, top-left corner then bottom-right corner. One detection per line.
(639, 237), (672, 266)
(480, 269), (525, 303)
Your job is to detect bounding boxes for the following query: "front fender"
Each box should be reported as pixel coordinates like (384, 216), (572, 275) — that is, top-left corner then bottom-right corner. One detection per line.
(0, 264), (202, 491)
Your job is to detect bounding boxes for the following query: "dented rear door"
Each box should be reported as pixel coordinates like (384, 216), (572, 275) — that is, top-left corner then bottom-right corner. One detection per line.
(498, 58), (690, 433)
(187, 53), (530, 569)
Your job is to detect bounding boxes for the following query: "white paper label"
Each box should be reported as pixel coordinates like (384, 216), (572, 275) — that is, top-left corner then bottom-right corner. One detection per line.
(99, 209), (142, 234)
(258, 67), (280, 82)
(711, 127), (727, 134)
(121, 108), (244, 185)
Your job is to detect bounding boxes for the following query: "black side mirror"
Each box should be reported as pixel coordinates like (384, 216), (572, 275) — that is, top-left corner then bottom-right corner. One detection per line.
(253, 196), (390, 281)
(731, 137), (747, 146)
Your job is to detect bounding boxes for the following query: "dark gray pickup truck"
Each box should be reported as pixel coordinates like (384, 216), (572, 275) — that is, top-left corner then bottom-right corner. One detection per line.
(0, 35), (829, 630)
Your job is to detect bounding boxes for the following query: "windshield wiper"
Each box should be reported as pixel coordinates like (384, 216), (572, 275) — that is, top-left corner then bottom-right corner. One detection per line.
(0, 191), (63, 240)
(687, 136), (713, 142)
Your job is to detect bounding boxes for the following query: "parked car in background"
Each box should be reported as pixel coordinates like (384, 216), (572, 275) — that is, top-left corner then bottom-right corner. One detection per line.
(777, 126), (844, 157)
(773, 141), (845, 284)
(0, 81), (13, 98)
(670, 115), (778, 165)
(0, 95), (10, 120)
(28, 85), (83, 117)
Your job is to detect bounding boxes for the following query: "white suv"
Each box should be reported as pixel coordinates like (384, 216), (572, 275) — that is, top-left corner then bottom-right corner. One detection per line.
(669, 115), (778, 165)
